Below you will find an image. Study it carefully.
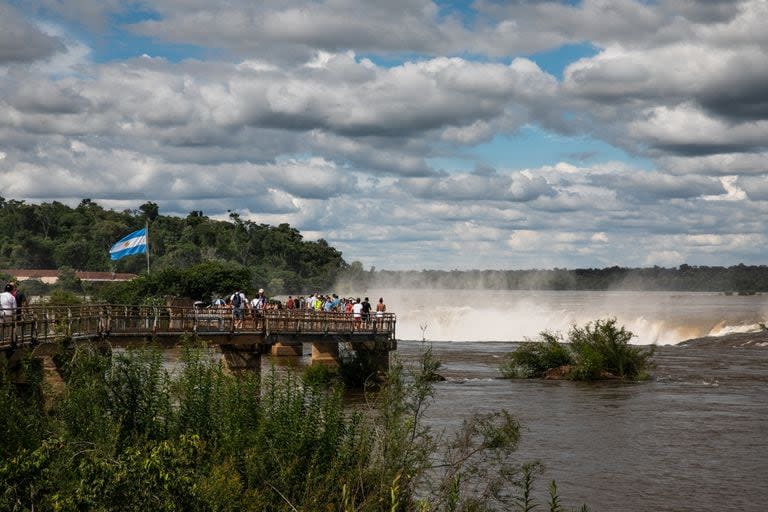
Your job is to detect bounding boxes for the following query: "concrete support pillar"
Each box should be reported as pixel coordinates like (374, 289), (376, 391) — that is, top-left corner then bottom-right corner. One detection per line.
(3, 349), (66, 411)
(4, 347), (35, 383)
(311, 341), (339, 367)
(220, 344), (262, 375)
(40, 355), (66, 409)
(351, 341), (391, 374)
(271, 341), (303, 356)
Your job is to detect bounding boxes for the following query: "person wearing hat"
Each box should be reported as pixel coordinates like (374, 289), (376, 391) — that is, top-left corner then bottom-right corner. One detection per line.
(250, 288), (267, 318)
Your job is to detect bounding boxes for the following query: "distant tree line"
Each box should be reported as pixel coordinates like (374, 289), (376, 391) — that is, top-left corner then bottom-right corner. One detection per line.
(359, 264), (768, 293)
(0, 197), (345, 295)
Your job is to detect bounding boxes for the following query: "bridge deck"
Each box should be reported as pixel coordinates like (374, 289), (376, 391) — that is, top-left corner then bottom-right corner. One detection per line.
(0, 306), (396, 350)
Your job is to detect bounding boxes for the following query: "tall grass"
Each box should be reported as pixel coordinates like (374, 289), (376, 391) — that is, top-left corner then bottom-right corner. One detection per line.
(1, 341), (589, 511)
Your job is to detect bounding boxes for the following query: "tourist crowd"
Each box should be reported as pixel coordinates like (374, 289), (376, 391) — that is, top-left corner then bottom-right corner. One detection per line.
(207, 291), (388, 329)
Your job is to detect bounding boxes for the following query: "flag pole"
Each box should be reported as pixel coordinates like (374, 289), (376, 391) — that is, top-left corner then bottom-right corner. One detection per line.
(145, 220), (151, 274)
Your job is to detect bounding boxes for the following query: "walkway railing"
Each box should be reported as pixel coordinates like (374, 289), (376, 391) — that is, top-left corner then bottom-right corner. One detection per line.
(0, 306), (397, 349)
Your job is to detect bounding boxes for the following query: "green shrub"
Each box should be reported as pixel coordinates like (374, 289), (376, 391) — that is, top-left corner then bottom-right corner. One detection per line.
(45, 289), (84, 305)
(0, 360), (49, 460)
(58, 345), (117, 446)
(501, 319), (654, 382)
(106, 346), (173, 444)
(569, 319), (655, 381)
(500, 332), (574, 378)
(302, 362), (338, 387)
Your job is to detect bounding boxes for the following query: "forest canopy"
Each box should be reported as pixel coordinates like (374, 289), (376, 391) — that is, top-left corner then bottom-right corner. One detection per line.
(0, 197), (345, 295)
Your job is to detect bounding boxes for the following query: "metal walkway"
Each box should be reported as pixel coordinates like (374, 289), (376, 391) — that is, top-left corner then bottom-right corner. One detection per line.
(0, 305), (397, 350)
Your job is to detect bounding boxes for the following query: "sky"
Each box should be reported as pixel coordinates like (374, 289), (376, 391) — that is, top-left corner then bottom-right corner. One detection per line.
(1, 0), (767, 271)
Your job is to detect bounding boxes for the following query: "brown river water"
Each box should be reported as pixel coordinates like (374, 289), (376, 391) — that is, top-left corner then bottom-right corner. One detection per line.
(197, 290), (768, 511)
(396, 341), (768, 512)
(384, 290), (768, 512)
(353, 291), (768, 511)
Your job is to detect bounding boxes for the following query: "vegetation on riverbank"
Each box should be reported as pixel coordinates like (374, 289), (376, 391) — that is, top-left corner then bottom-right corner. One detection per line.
(500, 319), (655, 381)
(0, 198), (345, 294)
(1, 342), (590, 511)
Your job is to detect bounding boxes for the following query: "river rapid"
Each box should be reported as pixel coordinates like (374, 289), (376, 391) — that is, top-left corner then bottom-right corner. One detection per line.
(357, 290), (768, 511)
(374, 289), (768, 345)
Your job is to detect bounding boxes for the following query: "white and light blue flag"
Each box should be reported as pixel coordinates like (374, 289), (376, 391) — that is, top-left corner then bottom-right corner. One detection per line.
(109, 228), (147, 260)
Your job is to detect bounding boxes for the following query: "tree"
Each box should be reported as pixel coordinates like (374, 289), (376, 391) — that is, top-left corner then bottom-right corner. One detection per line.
(57, 266), (83, 293)
(139, 202), (159, 222)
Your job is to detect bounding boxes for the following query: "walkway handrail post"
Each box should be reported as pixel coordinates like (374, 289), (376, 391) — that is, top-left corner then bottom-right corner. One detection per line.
(44, 310), (50, 343)
(30, 309), (38, 343)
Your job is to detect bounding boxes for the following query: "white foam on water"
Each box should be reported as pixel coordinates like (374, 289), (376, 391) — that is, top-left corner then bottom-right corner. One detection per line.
(353, 289), (768, 345)
(707, 322), (764, 336)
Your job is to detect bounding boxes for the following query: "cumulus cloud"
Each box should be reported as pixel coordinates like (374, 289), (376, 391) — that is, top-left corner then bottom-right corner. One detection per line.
(2, 51), (558, 170)
(657, 152), (768, 176)
(590, 170), (725, 202)
(400, 171), (555, 202)
(0, 4), (64, 64)
(1, 0), (767, 270)
(553, 0), (768, 161)
(735, 176), (768, 201)
(627, 103), (768, 156)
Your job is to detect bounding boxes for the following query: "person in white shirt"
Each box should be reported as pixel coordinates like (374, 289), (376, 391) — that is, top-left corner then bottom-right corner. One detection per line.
(0, 283), (16, 321)
(352, 298), (363, 330)
(250, 289), (267, 324)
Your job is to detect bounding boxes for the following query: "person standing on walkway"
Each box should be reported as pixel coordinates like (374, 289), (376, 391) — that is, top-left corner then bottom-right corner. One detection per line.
(361, 297), (371, 326)
(352, 298), (363, 330)
(250, 288), (266, 317)
(1, 283), (16, 321)
(230, 289), (247, 330)
(376, 297), (386, 327)
(11, 282), (26, 321)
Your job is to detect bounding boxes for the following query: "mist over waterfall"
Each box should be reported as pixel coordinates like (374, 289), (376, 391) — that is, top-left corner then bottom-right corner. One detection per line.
(361, 289), (768, 345)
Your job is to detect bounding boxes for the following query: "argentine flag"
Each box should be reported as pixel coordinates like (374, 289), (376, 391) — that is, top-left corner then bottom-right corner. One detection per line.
(109, 228), (148, 260)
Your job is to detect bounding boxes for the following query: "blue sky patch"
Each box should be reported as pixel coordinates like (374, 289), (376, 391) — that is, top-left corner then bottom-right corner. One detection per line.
(526, 42), (600, 79)
(429, 126), (652, 173)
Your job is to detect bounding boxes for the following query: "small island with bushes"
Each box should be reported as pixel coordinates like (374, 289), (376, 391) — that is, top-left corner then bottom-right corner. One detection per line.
(500, 319), (655, 381)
